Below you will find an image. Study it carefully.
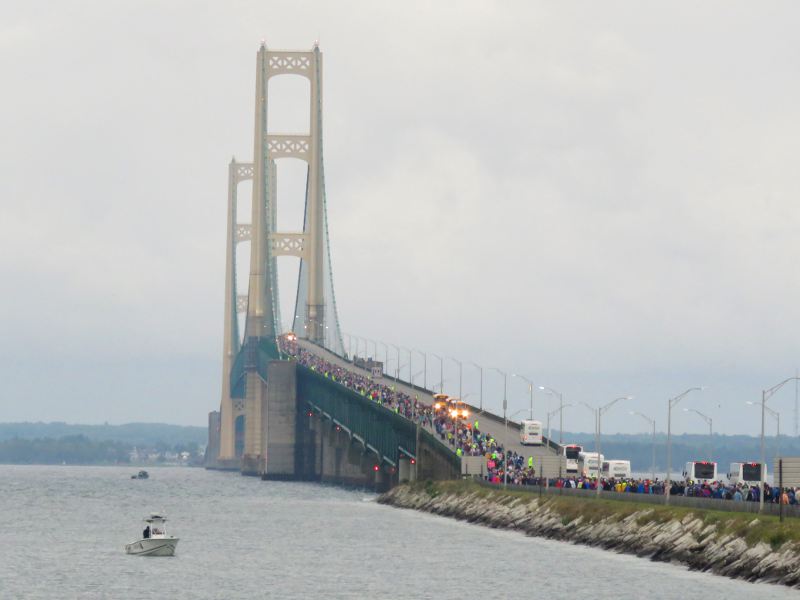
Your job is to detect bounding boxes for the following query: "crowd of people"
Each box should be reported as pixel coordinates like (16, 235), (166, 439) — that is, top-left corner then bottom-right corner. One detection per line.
(280, 335), (519, 478)
(280, 336), (434, 426)
(511, 475), (800, 505)
(280, 336), (800, 506)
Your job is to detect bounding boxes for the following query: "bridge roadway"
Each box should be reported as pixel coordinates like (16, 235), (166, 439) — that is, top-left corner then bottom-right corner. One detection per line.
(295, 339), (563, 471)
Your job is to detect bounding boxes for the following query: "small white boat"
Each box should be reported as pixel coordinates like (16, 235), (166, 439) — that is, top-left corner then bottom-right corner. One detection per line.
(124, 514), (179, 556)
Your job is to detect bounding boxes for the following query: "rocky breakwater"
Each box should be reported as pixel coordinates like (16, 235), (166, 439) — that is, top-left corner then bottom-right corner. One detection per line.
(379, 482), (800, 588)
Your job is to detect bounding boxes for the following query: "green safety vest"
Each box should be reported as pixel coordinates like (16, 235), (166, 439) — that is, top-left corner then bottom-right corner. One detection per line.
(474, 420), (479, 430)
(528, 457), (533, 468)
(456, 448), (462, 457)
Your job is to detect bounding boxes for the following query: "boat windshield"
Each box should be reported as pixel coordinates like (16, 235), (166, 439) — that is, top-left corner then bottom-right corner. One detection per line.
(144, 515), (167, 537)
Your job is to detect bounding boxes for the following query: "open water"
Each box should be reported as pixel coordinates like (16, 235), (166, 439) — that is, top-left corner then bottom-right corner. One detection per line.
(0, 465), (796, 599)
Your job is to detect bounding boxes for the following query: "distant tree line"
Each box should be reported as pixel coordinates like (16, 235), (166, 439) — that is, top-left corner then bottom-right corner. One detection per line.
(0, 435), (132, 465)
(0, 422), (207, 465)
(0, 422), (207, 446)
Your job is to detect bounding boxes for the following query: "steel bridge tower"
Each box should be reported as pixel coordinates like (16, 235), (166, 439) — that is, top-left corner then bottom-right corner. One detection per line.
(217, 43), (344, 464)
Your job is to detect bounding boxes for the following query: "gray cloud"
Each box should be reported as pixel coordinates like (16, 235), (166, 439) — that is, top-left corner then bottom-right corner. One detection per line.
(1, 1), (798, 437)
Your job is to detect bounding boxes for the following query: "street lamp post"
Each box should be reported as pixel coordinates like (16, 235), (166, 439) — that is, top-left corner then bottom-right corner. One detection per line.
(748, 402), (781, 463)
(390, 344), (401, 380)
(683, 408), (713, 459)
(446, 357), (463, 403)
(630, 411), (656, 483)
(666, 387), (703, 505)
(413, 349), (427, 390)
(375, 340), (388, 376)
(344, 333), (352, 358)
(748, 399), (784, 504)
(772, 408), (781, 464)
(363, 338), (377, 360)
(512, 374), (535, 420)
(410, 370), (424, 394)
(539, 386), (564, 445)
(596, 396), (634, 496)
(468, 362), (483, 412)
(490, 368), (508, 421)
(579, 403), (600, 489)
(431, 354), (444, 393)
(401, 347), (413, 383)
(759, 377), (800, 512)
(547, 404), (572, 449)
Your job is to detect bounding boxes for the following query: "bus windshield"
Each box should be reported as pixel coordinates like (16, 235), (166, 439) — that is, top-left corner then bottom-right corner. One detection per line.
(565, 446), (581, 460)
(742, 464), (761, 481)
(693, 463), (715, 480)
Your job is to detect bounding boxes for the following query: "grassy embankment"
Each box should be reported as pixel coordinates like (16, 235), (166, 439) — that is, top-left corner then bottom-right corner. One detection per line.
(411, 479), (800, 550)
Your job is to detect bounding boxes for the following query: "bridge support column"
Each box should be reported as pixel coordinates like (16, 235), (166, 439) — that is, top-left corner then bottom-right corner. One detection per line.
(398, 457), (410, 483)
(260, 361), (298, 479)
(242, 368), (265, 476)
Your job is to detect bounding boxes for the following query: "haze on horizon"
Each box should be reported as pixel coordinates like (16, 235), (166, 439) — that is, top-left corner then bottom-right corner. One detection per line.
(1, 1), (798, 438)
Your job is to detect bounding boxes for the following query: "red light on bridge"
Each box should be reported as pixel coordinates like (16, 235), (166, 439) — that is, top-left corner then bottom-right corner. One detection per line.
(307, 411), (313, 417)
(372, 464), (380, 472)
(410, 458), (416, 465)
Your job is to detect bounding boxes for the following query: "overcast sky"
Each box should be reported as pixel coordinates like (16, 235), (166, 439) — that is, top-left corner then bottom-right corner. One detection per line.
(1, 1), (798, 437)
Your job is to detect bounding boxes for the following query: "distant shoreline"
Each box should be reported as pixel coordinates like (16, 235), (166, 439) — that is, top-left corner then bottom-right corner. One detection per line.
(0, 423), (207, 466)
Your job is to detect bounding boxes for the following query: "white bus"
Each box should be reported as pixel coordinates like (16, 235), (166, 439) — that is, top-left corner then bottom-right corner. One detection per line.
(727, 462), (765, 485)
(683, 461), (717, 483)
(563, 444), (583, 475)
(602, 460), (631, 479)
(579, 452), (604, 478)
(519, 420), (543, 445)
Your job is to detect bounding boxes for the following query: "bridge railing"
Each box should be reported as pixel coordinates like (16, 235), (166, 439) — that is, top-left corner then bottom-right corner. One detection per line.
(303, 340), (564, 455)
(296, 365), (419, 466)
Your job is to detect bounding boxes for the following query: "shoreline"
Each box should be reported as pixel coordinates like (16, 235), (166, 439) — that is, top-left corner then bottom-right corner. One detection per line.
(378, 481), (800, 588)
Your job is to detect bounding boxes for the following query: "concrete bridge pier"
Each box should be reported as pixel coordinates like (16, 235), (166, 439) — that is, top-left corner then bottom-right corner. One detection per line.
(398, 457), (417, 483)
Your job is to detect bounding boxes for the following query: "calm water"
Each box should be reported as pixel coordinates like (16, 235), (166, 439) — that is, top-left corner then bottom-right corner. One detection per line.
(0, 465), (796, 599)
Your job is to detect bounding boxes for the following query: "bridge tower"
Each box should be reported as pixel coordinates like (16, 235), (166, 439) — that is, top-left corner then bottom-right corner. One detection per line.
(215, 43), (344, 468)
(217, 158), (253, 463)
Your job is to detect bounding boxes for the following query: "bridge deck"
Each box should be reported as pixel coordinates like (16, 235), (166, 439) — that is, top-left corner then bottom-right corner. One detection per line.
(296, 340), (561, 465)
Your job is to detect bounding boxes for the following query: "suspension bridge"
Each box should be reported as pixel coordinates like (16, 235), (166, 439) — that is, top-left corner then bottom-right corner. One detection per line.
(205, 44), (563, 489)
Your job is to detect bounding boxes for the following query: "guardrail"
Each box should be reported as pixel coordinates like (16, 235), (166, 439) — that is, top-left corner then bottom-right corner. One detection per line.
(474, 478), (800, 518)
